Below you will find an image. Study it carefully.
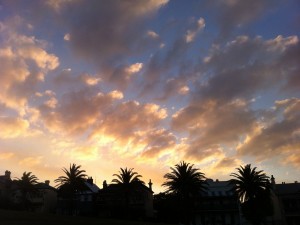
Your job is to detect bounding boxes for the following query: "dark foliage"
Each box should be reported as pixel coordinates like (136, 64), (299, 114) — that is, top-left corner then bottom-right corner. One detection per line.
(230, 164), (273, 225)
(162, 161), (207, 224)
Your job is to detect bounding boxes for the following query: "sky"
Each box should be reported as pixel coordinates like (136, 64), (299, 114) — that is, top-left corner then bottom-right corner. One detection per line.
(0, 0), (299, 193)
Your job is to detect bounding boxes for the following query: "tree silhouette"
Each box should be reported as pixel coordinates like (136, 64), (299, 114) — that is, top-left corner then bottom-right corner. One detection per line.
(112, 167), (145, 218)
(112, 167), (144, 185)
(16, 172), (39, 210)
(162, 161), (207, 224)
(55, 163), (87, 190)
(230, 164), (273, 225)
(55, 163), (87, 215)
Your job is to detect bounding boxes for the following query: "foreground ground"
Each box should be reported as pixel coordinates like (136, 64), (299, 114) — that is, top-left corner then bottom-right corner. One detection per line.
(0, 210), (171, 225)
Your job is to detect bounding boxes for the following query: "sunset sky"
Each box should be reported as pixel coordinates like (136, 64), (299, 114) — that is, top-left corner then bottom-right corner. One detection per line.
(0, 0), (299, 193)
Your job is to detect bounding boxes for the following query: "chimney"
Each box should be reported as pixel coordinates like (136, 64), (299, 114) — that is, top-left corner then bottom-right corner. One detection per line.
(87, 177), (93, 185)
(148, 179), (153, 191)
(271, 175), (276, 185)
(45, 180), (50, 186)
(103, 180), (107, 189)
(5, 170), (11, 179)
(270, 175), (276, 190)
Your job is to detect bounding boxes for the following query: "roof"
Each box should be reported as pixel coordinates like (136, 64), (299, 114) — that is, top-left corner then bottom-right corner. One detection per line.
(100, 183), (153, 194)
(35, 183), (57, 191)
(84, 181), (100, 193)
(275, 182), (300, 195)
(202, 179), (235, 197)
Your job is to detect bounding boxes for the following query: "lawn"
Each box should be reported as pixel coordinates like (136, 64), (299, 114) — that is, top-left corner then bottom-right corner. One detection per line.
(0, 209), (171, 225)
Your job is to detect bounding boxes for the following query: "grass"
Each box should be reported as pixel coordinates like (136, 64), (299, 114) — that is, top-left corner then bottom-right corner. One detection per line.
(0, 209), (171, 225)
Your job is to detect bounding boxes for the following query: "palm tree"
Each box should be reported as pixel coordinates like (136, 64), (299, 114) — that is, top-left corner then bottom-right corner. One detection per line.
(112, 167), (145, 218)
(55, 163), (87, 190)
(162, 161), (207, 224)
(162, 161), (207, 197)
(112, 167), (144, 185)
(55, 163), (87, 215)
(16, 172), (39, 210)
(230, 164), (273, 225)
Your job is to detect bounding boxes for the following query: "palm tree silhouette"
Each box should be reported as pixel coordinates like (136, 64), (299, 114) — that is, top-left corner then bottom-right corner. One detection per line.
(112, 167), (145, 218)
(16, 172), (39, 210)
(55, 163), (87, 189)
(230, 164), (273, 225)
(162, 161), (207, 224)
(112, 167), (144, 185)
(55, 163), (87, 215)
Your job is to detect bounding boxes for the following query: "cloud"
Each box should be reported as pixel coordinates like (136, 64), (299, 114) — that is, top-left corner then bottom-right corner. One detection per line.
(81, 74), (101, 86)
(207, 156), (244, 178)
(37, 88), (121, 135)
(0, 117), (30, 138)
(0, 152), (15, 160)
(53, 0), (168, 67)
(147, 30), (159, 39)
(71, 145), (99, 161)
(285, 154), (300, 168)
(63, 33), (70, 41)
(125, 63), (143, 74)
(140, 129), (177, 158)
(109, 63), (144, 89)
(199, 35), (299, 102)
(172, 99), (257, 150)
(203, 0), (281, 39)
(185, 17), (205, 43)
(19, 156), (43, 167)
(155, 77), (191, 101)
(170, 34), (299, 162)
(91, 101), (167, 142)
(139, 37), (193, 99)
(0, 17), (59, 113)
(237, 98), (300, 166)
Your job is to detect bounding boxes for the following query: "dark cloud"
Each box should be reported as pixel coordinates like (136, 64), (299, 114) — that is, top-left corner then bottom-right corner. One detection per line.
(139, 37), (193, 99)
(214, 157), (241, 169)
(238, 98), (300, 163)
(172, 99), (257, 160)
(57, 0), (168, 67)
(203, 0), (282, 39)
(197, 35), (299, 103)
(171, 34), (299, 161)
(141, 129), (176, 157)
(38, 87), (119, 135)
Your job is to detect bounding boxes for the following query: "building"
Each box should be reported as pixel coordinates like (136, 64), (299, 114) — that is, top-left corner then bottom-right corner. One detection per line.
(97, 179), (154, 219)
(56, 177), (100, 216)
(275, 181), (300, 225)
(29, 180), (57, 213)
(76, 177), (100, 215)
(0, 170), (12, 208)
(194, 179), (241, 225)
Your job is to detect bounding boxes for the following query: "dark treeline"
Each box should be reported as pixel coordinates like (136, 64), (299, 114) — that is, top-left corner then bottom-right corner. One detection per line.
(0, 162), (274, 225)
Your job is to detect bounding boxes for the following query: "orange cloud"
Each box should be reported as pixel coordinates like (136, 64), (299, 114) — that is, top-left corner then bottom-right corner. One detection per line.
(19, 156), (43, 167)
(0, 152), (15, 160)
(0, 117), (30, 138)
(0, 18), (59, 113)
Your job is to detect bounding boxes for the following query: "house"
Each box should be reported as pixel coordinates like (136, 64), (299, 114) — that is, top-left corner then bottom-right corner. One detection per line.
(29, 180), (57, 213)
(194, 179), (241, 225)
(76, 177), (100, 215)
(0, 170), (12, 208)
(56, 177), (100, 216)
(275, 181), (300, 225)
(97, 179), (154, 219)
